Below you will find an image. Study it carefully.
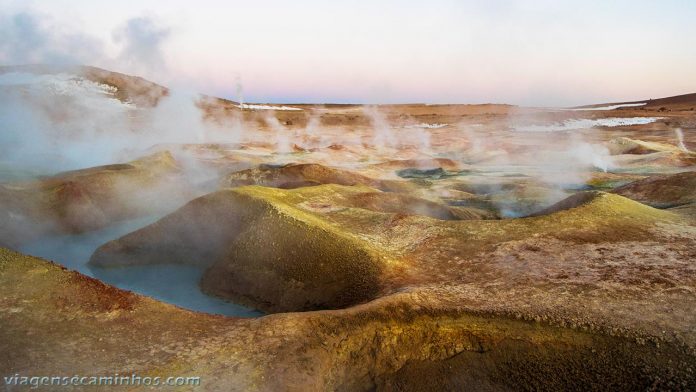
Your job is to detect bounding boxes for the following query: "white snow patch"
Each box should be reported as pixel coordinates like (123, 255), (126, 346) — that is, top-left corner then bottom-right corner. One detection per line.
(402, 123), (449, 129)
(237, 103), (302, 111)
(514, 117), (663, 132)
(569, 103), (647, 111)
(0, 72), (135, 109)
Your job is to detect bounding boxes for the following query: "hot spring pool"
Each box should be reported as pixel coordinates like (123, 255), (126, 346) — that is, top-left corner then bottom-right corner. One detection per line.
(19, 216), (262, 318)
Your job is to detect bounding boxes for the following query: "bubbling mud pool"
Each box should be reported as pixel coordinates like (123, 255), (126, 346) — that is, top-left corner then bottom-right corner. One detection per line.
(18, 216), (262, 317)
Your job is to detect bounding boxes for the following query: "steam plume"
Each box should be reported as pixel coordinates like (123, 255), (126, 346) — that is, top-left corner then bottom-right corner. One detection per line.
(675, 128), (690, 153)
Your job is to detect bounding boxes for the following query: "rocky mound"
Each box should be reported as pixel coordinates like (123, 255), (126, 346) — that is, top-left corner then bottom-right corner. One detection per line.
(606, 137), (696, 167)
(606, 137), (677, 155)
(89, 183), (498, 311)
(527, 191), (602, 216)
(611, 171), (696, 208)
(221, 162), (414, 192)
(90, 186), (390, 312)
(525, 190), (671, 218)
(0, 151), (189, 247)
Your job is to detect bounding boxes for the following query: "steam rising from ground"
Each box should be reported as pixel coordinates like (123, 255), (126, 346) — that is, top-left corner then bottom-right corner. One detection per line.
(0, 72), (134, 174)
(263, 115), (293, 154)
(0, 10), (170, 79)
(0, 7), (660, 318)
(364, 106), (432, 152)
(112, 17), (170, 76)
(0, 69), (254, 314)
(365, 106), (398, 149)
(0, 9), (207, 176)
(0, 11), (103, 65)
(456, 118), (615, 216)
(0, 72), (242, 176)
(676, 128), (691, 153)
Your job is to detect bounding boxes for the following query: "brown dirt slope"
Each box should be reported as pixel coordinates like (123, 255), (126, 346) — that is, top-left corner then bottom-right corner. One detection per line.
(612, 171), (696, 208)
(3, 247), (695, 391)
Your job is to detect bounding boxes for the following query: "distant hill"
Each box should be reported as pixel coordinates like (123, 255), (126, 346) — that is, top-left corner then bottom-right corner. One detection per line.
(574, 92), (696, 109)
(3, 64), (694, 110)
(643, 93), (696, 106)
(0, 64), (169, 107)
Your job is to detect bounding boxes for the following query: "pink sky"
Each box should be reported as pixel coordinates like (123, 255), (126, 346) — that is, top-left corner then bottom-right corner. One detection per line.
(2, 0), (696, 106)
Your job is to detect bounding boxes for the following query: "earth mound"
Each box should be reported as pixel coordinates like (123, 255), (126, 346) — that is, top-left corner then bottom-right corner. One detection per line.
(90, 184), (681, 316)
(606, 137), (696, 167)
(90, 186), (391, 312)
(524, 190), (672, 218)
(0, 151), (188, 247)
(221, 162), (414, 192)
(606, 137), (678, 155)
(345, 191), (492, 220)
(527, 191), (602, 216)
(371, 158), (463, 171)
(612, 171), (696, 208)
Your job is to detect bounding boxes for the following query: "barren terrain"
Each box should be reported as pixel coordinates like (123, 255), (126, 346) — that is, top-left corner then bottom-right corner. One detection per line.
(1, 66), (695, 391)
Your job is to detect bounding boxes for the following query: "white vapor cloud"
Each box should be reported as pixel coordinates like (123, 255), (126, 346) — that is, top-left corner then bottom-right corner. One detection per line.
(0, 11), (104, 65)
(0, 9), (171, 83)
(113, 16), (170, 75)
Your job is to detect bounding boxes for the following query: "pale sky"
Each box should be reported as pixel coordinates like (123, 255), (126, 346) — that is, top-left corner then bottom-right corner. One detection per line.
(1, 0), (695, 106)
